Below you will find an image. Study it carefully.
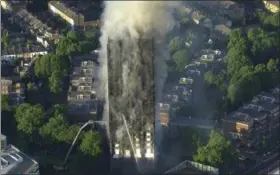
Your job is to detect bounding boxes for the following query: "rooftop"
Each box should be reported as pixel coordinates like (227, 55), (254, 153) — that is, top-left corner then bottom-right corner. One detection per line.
(224, 111), (252, 124)
(264, 0), (280, 6)
(214, 24), (231, 35)
(249, 97), (279, 112)
(257, 91), (280, 103)
(48, 1), (82, 20)
(0, 145), (39, 174)
(239, 107), (268, 120)
(2, 43), (47, 56)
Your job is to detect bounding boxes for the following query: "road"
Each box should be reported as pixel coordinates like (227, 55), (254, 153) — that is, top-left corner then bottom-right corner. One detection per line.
(170, 117), (215, 130)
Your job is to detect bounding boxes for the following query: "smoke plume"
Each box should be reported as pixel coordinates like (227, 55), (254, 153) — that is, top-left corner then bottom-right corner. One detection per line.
(97, 1), (181, 154)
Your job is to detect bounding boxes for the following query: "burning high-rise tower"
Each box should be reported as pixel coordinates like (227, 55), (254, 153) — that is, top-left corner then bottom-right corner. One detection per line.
(107, 37), (156, 174)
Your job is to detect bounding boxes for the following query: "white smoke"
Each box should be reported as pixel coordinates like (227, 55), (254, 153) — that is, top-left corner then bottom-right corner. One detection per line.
(97, 1), (181, 154)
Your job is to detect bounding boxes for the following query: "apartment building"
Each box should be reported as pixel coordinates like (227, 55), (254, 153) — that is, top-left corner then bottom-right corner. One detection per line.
(222, 86), (280, 149)
(2, 43), (47, 61)
(159, 103), (171, 126)
(222, 110), (254, 145)
(263, 0), (280, 13)
(1, 78), (25, 107)
(0, 134), (40, 175)
(48, 1), (85, 28)
(68, 55), (98, 121)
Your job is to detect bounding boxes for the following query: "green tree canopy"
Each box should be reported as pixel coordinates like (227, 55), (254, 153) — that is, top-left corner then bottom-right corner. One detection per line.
(2, 31), (9, 48)
(267, 59), (277, 72)
(173, 49), (191, 72)
(204, 71), (227, 92)
(15, 103), (45, 135)
(79, 131), (102, 157)
(56, 37), (81, 56)
(39, 114), (78, 144)
(51, 104), (67, 117)
(49, 71), (63, 94)
(227, 72), (262, 106)
(168, 37), (184, 54)
(193, 130), (237, 169)
(1, 94), (10, 111)
(230, 65), (254, 85)
(247, 28), (275, 64)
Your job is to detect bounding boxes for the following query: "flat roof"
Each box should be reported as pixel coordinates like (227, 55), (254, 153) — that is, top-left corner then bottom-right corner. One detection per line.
(0, 145), (38, 174)
(49, 1), (81, 20)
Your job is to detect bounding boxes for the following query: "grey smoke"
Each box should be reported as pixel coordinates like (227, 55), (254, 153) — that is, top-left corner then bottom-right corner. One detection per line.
(96, 1), (182, 152)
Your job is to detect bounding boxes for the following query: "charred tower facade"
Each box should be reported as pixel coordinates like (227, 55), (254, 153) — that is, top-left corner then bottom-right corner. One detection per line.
(107, 37), (156, 174)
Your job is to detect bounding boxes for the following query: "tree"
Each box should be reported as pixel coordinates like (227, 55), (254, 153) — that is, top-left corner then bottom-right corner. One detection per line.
(56, 37), (81, 56)
(247, 28), (275, 64)
(230, 65), (254, 85)
(227, 72), (261, 106)
(2, 31), (9, 48)
(49, 71), (63, 94)
(194, 130), (237, 170)
(168, 37), (184, 54)
(227, 29), (244, 49)
(14, 103), (45, 135)
(66, 31), (80, 41)
(52, 104), (67, 117)
(204, 71), (214, 85)
(79, 131), (102, 157)
(79, 40), (95, 53)
(1, 94), (10, 111)
(226, 35), (251, 76)
(85, 30), (96, 40)
(173, 49), (191, 72)
(267, 59), (277, 72)
(27, 82), (37, 91)
(204, 71), (227, 92)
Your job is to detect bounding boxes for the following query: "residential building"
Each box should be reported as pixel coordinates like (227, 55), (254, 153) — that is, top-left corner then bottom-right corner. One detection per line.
(159, 103), (171, 126)
(48, 1), (85, 28)
(263, 0), (280, 13)
(108, 38), (156, 174)
(202, 18), (213, 28)
(0, 0), (24, 11)
(0, 134), (40, 175)
(222, 111), (254, 144)
(1, 78), (25, 107)
(14, 9), (55, 37)
(36, 35), (50, 48)
(68, 55), (98, 121)
(1, 43), (47, 61)
(192, 11), (205, 24)
(222, 86), (280, 151)
(172, 84), (193, 102)
(219, 1), (245, 24)
(165, 159), (219, 175)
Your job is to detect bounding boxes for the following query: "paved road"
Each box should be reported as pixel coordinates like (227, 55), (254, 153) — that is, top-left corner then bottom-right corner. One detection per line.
(170, 117), (215, 130)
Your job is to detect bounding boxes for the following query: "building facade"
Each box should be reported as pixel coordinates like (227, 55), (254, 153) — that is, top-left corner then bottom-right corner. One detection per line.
(0, 134), (40, 175)
(263, 0), (280, 13)
(107, 38), (156, 174)
(1, 78), (25, 107)
(68, 57), (98, 122)
(48, 1), (85, 28)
